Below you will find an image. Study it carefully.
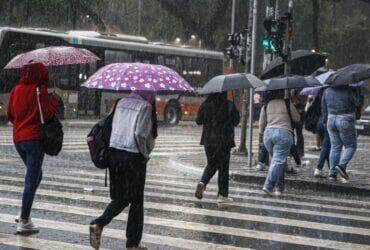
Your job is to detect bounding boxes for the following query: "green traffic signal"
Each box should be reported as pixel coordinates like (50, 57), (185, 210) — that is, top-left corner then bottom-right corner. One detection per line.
(262, 38), (277, 53)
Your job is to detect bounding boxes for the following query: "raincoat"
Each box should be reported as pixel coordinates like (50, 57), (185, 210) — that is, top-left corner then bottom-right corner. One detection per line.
(7, 63), (57, 142)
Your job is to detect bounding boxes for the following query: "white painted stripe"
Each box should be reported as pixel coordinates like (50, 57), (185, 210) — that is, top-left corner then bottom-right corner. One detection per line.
(0, 182), (369, 223)
(2, 174), (369, 215)
(0, 213), (244, 250)
(2, 196), (370, 237)
(0, 205), (367, 249)
(0, 233), (95, 250)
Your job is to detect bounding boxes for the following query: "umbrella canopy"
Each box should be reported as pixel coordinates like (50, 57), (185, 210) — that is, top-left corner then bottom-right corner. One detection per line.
(260, 50), (327, 80)
(82, 63), (193, 94)
(256, 75), (321, 92)
(4, 46), (100, 69)
(325, 64), (370, 86)
(300, 69), (366, 96)
(198, 73), (265, 95)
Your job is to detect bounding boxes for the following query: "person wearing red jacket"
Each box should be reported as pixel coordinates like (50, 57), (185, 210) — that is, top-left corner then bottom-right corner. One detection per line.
(7, 62), (57, 235)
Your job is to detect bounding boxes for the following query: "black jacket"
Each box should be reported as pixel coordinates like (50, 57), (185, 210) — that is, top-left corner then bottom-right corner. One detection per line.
(196, 99), (240, 148)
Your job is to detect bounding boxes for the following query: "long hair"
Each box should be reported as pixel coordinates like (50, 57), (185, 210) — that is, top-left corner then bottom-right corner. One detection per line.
(265, 89), (285, 104)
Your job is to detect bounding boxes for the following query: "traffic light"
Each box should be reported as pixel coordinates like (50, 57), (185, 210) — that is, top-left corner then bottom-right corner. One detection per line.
(262, 16), (286, 57)
(226, 32), (245, 64)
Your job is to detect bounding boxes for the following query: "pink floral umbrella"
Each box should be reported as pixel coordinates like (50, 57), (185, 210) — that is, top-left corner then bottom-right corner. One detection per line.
(4, 46), (100, 69)
(82, 63), (193, 93)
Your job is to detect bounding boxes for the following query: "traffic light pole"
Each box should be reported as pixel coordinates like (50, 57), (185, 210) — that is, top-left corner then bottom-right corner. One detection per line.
(284, 1), (293, 79)
(237, 0), (254, 154)
(247, 0), (258, 167)
(230, 0), (236, 70)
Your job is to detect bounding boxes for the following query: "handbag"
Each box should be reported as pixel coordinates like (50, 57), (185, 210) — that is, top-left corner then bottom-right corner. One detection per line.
(36, 87), (64, 156)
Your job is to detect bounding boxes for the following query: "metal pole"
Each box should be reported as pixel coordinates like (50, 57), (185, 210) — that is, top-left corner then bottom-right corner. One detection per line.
(238, 0), (254, 154)
(138, 0), (142, 35)
(247, 0), (258, 167)
(229, 0), (236, 70)
(284, 0), (293, 78)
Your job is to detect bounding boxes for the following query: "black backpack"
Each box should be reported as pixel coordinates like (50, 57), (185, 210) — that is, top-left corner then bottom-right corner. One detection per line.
(305, 95), (321, 133)
(87, 100), (119, 169)
(349, 87), (365, 120)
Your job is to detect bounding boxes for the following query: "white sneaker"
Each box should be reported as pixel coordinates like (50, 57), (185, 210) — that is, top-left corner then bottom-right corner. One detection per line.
(314, 169), (327, 178)
(338, 175), (349, 184)
(256, 162), (266, 171)
(217, 195), (233, 204)
(262, 187), (273, 196)
(16, 220), (39, 234)
(274, 190), (282, 197)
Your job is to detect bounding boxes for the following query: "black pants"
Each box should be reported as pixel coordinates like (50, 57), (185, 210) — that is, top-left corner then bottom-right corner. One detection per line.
(296, 112), (305, 157)
(91, 149), (147, 248)
(200, 146), (231, 197)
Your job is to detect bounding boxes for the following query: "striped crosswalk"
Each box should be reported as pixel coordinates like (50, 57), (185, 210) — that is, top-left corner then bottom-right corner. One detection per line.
(0, 126), (369, 249)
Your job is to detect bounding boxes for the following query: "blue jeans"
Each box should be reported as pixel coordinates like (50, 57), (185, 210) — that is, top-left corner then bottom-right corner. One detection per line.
(263, 128), (293, 192)
(327, 114), (357, 176)
(15, 141), (45, 220)
(316, 123), (330, 170)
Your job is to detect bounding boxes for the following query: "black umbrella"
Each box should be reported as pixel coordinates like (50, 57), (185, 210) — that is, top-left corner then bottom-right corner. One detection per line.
(198, 73), (265, 95)
(256, 75), (321, 92)
(260, 50), (327, 80)
(325, 64), (370, 87)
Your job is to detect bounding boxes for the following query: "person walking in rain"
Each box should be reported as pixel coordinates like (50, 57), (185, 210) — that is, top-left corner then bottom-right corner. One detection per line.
(89, 92), (157, 250)
(259, 90), (300, 196)
(7, 62), (57, 234)
(322, 85), (359, 182)
(194, 92), (240, 203)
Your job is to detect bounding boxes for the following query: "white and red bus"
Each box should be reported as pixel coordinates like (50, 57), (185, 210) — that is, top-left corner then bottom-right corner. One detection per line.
(0, 27), (224, 125)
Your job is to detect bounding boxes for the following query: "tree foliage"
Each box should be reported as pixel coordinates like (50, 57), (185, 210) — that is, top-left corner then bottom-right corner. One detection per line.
(0, 0), (368, 69)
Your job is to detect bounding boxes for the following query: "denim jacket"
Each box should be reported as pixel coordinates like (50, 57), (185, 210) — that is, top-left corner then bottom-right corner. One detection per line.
(322, 87), (355, 124)
(109, 94), (154, 159)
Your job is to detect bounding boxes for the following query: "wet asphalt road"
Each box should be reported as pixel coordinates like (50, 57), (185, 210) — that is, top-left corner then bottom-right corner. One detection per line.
(0, 125), (369, 250)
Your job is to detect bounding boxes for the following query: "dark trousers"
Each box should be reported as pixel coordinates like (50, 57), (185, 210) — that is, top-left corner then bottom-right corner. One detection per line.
(258, 143), (269, 164)
(290, 144), (302, 166)
(15, 141), (45, 220)
(92, 149), (147, 248)
(200, 146), (231, 197)
(295, 112), (305, 157)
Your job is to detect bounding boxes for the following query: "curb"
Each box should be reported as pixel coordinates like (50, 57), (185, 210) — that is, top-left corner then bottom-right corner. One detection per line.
(231, 173), (370, 197)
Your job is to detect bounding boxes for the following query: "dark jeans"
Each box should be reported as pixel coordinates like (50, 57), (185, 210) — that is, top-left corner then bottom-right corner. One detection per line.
(316, 123), (330, 170)
(92, 149), (147, 248)
(15, 141), (45, 220)
(200, 145), (231, 197)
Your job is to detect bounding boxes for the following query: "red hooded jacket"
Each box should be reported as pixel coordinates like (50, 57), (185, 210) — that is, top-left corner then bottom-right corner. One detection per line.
(7, 63), (58, 142)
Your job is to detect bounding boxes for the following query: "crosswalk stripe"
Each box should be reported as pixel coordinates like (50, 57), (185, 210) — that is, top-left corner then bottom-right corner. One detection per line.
(0, 200), (368, 250)
(2, 173), (370, 214)
(0, 213), (245, 250)
(2, 196), (370, 237)
(51, 170), (370, 206)
(0, 180), (369, 224)
(0, 233), (95, 250)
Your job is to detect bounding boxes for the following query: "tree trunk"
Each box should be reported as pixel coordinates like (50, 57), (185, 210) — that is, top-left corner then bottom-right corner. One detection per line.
(312, 0), (320, 50)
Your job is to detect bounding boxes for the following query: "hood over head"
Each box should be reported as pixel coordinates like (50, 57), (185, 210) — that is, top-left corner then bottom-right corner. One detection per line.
(19, 62), (49, 86)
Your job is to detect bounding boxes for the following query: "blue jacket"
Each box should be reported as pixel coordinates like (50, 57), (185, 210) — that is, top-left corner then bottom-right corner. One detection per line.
(321, 87), (355, 124)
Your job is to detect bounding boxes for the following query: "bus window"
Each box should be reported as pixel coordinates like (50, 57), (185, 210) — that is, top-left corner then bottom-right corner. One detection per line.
(157, 55), (165, 65)
(105, 50), (132, 64)
(134, 52), (155, 64)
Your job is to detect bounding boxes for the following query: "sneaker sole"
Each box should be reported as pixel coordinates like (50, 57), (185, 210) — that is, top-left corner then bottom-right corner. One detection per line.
(16, 228), (39, 235)
(89, 225), (101, 250)
(335, 166), (349, 180)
